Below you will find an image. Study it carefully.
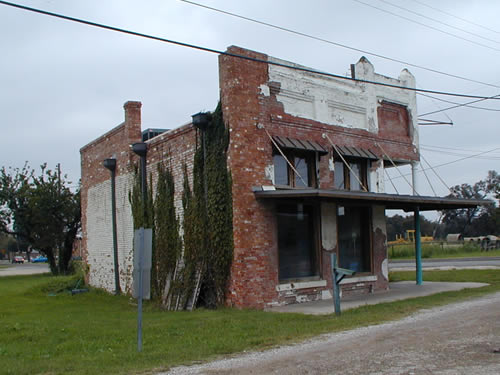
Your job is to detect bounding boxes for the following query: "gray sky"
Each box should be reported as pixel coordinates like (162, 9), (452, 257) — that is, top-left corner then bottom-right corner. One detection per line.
(1, 0), (499, 219)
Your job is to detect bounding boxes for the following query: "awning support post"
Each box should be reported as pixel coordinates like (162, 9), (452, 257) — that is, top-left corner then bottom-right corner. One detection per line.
(414, 206), (423, 285)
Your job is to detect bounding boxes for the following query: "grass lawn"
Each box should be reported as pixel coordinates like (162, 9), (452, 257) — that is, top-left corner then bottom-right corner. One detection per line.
(2, 269), (500, 375)
(388, 242), (500, 260)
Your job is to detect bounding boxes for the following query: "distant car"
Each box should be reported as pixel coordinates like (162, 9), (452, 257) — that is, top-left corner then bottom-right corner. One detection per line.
(12, 256), (25, 264)
(32, 256), (48, 263)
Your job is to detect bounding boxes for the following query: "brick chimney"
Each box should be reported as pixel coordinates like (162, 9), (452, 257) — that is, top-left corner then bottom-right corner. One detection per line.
(123, 101), (142, 143)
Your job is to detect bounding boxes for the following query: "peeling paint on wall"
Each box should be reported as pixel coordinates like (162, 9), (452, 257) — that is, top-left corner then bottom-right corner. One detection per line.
(266, 55), (418, 141)
(321, 202), (337, 251)
(86, 174), (135, 293)
(265, 164), (274, 184)
(381, 258), (388, 280)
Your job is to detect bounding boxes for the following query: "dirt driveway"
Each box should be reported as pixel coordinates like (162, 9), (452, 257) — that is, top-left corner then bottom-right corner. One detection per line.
(166, 292), (500, 375)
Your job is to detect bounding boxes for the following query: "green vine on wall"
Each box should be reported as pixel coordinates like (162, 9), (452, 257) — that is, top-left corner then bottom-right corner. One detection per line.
(128, 102), (233, 309)
(194, 102), (234, 308)
(153, 162), (180, 304)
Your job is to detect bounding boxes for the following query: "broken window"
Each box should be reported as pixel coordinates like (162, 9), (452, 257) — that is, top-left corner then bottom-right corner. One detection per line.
(337, 206), (371, 273)
(273, 150), (317, 188)
(334, 158), (368, 191)
(277, 203), (319, 281)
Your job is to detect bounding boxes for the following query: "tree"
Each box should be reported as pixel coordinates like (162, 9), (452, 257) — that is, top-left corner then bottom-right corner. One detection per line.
(441, 170), (499, 236)
(0, 163), (80, 274)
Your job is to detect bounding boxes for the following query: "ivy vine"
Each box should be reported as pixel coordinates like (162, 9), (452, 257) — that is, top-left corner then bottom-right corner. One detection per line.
(129, 102), (233, 309)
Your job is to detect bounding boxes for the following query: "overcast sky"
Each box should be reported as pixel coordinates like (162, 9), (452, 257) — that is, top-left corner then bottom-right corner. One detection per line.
(1, 0), (499, 219)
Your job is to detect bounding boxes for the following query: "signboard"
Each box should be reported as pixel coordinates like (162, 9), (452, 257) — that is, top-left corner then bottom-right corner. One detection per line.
(132, 228), (152, 300)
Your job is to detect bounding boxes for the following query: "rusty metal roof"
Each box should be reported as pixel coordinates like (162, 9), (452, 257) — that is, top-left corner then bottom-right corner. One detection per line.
(272, 136), (329, 155)
(334, 145), (379, 160)
(253, 188), (490, 212)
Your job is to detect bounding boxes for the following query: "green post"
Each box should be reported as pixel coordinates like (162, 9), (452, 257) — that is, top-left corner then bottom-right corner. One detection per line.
(331, 253), (341, 315)
(414, 206), (422, 285)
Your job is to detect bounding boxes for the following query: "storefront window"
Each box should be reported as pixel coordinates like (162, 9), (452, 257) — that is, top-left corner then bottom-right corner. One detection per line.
(337, 206), (371, 273)
(277, 203), (319, 280)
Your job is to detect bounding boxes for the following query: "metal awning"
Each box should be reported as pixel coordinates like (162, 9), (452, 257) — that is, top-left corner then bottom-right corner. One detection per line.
(272, 135), (328, 155)
(334, 145), (379, 160)
(253, 188), (490, 212)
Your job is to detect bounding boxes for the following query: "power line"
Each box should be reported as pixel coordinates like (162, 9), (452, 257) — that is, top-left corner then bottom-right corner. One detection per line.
(377, 0), (500, 46)
(388, 147), (500, 180)
(419, 93), (500, 116)
(408, 0), (500, 36)
(178, 0), (500, 90)
(2, 0), (500, 101)
(420, 147), (500, 161)
(421, 143), (500, 155)
(351, 0), (500, 53)
(417, 92), (500, 112)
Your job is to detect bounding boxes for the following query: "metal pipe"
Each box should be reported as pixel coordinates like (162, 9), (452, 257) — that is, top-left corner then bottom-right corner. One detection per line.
(414, 206), (423, 285)
(103, 158), (121, 295)
(131, 142), (148, 352)
(411, 161), (419, 196)
(110, 167), (121, 295)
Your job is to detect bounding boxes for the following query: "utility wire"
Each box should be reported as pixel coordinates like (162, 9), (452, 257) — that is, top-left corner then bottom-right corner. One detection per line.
(418, 155), (437, 196)
(2, 0), (500, 101)
(389, 147), (500, 181)
(419, 93), (500, 116)
(179, 0), (500, 90)
(351, 0), (500, 53)
(417, 92), (500, 112)
(420, 147), (500, 161)
(420, 154), (451, 192)
(408, 0), (500, 36)
(421, 143), (500, 155)
(377, 0), (500, 46)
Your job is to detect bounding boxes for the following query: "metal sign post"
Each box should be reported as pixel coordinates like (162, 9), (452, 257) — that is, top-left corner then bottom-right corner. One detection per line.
(133, 228), (152, 352)
(330, 253), (356, 316)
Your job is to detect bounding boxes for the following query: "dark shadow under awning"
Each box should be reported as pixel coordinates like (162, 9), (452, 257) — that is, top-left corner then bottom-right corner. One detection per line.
(253, 188), (491, 212)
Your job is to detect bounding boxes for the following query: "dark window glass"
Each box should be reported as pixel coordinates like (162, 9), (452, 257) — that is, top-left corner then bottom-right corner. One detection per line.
(337, 206), (371, 273)
(273, 154), (288, 185)
(277, 204), (318, 280)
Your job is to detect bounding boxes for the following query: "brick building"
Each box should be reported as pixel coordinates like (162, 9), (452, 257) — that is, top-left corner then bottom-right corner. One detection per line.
(80, 46), (482, 309)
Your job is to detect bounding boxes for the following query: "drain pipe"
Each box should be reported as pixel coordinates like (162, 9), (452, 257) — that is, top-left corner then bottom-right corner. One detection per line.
(103, 158), (121, 295)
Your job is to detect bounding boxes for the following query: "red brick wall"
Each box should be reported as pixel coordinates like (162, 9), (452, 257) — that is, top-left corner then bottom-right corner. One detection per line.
(80, 101), (143, 268)
(80, 101), (197, 292)
(220, 47), (413, 308)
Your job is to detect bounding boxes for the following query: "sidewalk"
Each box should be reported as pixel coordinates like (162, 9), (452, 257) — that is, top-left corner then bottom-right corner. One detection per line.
(266, 281), (488, 315)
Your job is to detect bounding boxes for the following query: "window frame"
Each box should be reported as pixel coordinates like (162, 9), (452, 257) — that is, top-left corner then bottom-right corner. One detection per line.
(336, 205), (373, 275)
(333, 157), (369, 191)
(276, 201), (322, 282)
(273, 149), (318, 189)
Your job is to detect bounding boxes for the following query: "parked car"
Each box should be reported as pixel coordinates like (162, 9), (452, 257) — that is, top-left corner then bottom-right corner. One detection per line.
(32, 256), (48, 263)
(12, 256), (25, 264)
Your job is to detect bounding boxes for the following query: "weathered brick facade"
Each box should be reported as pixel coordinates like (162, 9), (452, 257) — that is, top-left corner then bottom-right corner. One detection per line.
(81, 46), (418, 309)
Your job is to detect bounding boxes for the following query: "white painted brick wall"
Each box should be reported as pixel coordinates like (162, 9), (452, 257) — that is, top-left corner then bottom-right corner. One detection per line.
(86, 174), (135, 293)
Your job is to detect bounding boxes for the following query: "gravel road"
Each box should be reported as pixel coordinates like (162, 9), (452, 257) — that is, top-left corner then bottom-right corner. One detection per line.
(165, 292), (500, 375)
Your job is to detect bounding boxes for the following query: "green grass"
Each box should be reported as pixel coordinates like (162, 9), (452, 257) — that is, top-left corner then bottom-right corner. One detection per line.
(388, 242), (500, 260)
(1, 269), (500, 375)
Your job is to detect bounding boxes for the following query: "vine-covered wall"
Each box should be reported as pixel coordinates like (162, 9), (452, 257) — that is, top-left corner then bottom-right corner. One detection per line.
(129, 102), (233, 309)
